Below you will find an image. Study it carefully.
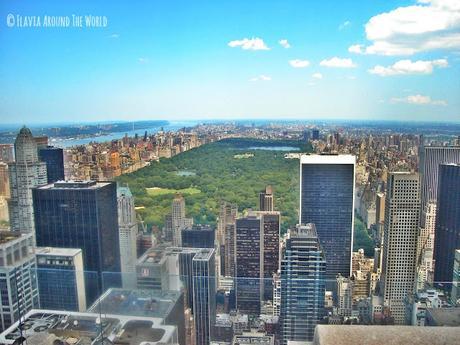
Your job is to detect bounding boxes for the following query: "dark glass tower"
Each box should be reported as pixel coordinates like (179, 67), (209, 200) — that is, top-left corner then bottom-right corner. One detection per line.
(181, 224), (215, 249)
(280, 224), (326, 344)
(32, 180), (121, 305)
(300, 155), (355, 286)
(434, 164), (460, 288)
(38, 146), (65, 183)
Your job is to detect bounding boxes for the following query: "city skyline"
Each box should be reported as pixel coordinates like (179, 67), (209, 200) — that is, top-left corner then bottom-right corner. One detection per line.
(1, 0), (459, 124)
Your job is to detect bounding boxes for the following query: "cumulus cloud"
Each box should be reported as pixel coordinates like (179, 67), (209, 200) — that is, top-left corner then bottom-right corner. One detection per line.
(279, 39), (291, 48)
(319, 57), (356, 68)
(391, 94), (447, 105)
(349, 0), (460, 55)
(249, 75), (272, 82)
(228, 37), (270, 50)
(289, 59), (310, 68)
(348, 44), (364, 54)
(312, 73), (323, 79)
(339, 20), (351, 30)
(368, 59), (448, 76)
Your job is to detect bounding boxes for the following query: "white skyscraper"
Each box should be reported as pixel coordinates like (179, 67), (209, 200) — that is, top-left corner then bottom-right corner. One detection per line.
(117, 186), (139, 289)
(381, 172), (420, 324)
(8, 127), (47, 234)
(171, 194), (193, 246)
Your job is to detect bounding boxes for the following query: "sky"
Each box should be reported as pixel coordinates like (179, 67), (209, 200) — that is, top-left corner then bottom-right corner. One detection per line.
(0, 0), (459, 124)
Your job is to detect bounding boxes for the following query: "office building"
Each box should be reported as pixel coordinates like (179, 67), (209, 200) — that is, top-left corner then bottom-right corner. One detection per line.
(279, 224), (326, 344)
(0, 232), (39, 332)
(192, 248), (216, 345)
(416, 202), (436, 291)
(182, 224), (215, 249)
(419, 146), (460, 226)
(259, 185), (274, 212)
(381, 172), (420, 324)
(35, 247), (86, 311)
(8, 127), (47, 233)
(117, 186), (138, 289)
(260, 211), (280, 300)
(171, 194), (193, 246)
(300, 154), (355, 285)
(33, 180), (121, 305)
(235, 215), (262, 315)
(38, 146), (65, 183)
(312, 129), (320, 140)
(433, 164), (460, 288)
(217, 202), (238, 277)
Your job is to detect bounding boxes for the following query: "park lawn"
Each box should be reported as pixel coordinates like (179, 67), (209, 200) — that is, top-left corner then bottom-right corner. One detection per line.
(146, 186), (201, 196)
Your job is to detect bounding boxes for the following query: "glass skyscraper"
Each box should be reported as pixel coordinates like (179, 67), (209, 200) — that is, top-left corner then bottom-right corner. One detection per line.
(38, 146), (65, 183)
(32, 180), (121, 305)
(300, 154), (355, 285)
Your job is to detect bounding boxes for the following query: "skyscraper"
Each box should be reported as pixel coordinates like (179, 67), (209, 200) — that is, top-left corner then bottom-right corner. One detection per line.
(300, 154), (355, 285)
(192, 248), (216, 345)
(419, 146), (460, 226)
(33, 180), (121, 305)
(260, 211), (280, 300)
(117, 186), (139, 289)
(35, 247), (86, 311)
(171, 194), (193, 246)
(38, 146), (65, 183)
(433, 164), (460, 289)
(381, 172), (420, 324)
(217, 202), (237, 277)
(0, 232), (39, 332)
(259, 185), (274, 212)
(235, 215), (262, 315)
(8, 127), (47, 233)
(279, 224), (326, 344)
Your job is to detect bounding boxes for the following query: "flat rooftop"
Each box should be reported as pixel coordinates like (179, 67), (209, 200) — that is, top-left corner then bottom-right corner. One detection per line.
(37, 180), (112, 190)
(88, 288), (181, 319)
(426, 307), (460, 326)
(193, 248), (215, 260)
(0, 309), (177, 345)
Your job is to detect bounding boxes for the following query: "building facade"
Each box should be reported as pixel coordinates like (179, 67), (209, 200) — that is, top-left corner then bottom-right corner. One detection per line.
(381, 172), (420, 324)
(299, 154), (355, 286)
(38, 146), (65, 183)
(33, 180), (121, 305)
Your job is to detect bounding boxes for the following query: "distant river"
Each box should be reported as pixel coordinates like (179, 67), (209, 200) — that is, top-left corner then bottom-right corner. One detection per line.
(50, 121), (200, 148)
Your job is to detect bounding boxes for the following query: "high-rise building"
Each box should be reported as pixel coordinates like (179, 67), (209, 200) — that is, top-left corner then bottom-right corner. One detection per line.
(279, 224), (326, 344)
(8, 127), (47, 233)
(35, 247), (86, 311)
(0, 163), (9, 198)
(416, 202), (436, 291)
(182, 224), (215, 249)
(259, 185), (274, 212)
(117, 187), (138, 289)
(217, 202), (237, 277)
(171, 194), (193, 246)
(433, 164), (460, 289)
(336, 274), (353, 317)
(192, 248), (216, 345)
(419, 146), (460, 226)
(235, 215), (262, 315)
(0, 232), (39, 332)
(300, 154), (355, 285)
(381, 172), (420, 324)
(32, 180), (121, 305)
(312, 129), (320, 140)
(260, 211), (280, 300)
(38, 146), (65, 183)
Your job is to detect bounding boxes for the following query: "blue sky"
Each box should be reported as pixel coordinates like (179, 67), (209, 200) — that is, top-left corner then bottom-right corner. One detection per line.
(0, 0), (459, 124)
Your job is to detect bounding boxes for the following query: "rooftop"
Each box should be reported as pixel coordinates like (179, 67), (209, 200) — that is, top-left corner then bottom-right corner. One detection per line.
(37, 180), (112, 190)
(35, 247), (82, 257)
(300, 154), (355, 165)
(0, 231), (22, 245)
(426, 307), (460, 326)
(88, 288), (181, 320)
(0, 309), (177, 345)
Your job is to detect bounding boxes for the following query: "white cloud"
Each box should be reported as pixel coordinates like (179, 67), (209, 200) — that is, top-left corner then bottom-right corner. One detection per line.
(109, 33), (120, 39)
(339, 20), (351, 30)
(391, 94), (447, 105)
(279, 39), (291, 48)
(368, 59), (448, 76)
(228, 37), (270, 50)
(289, 59), (310, 68)
(348, 44), (364, 54)
(352, 0), (460, 55)
(249, 75), (272, 82)
(138, 57), (149, 64)
(319, 57), (357, 68)
(312, 73), (323, 79)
